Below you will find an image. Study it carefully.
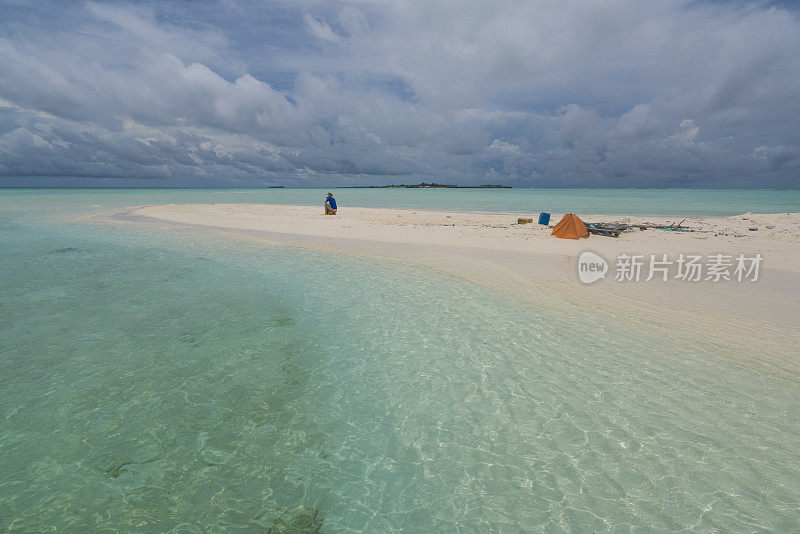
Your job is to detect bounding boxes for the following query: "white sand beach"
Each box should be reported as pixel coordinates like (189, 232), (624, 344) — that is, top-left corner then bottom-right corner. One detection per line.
(133, 204), (800, 270)
(122, 204), (800, 364)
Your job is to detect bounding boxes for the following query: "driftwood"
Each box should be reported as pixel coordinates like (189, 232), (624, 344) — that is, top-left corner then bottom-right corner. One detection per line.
(586, 222), (628, 238)
(587, 227), (621, 237)
(585, 218), (693, 238)
(632, 219), (686, 230)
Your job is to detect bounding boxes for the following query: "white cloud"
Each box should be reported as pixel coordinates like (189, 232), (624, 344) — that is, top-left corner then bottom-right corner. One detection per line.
(614, 104), (662, 140)
(0, 0), (798, 187)
(672, 119), (700, 145)
(338, 6), (368, 36)
(489, 140), (521, 154)
(303, 13), (341, 43)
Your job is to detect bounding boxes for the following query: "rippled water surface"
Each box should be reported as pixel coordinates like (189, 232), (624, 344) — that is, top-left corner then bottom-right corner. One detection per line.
(1, 191), (799, 531)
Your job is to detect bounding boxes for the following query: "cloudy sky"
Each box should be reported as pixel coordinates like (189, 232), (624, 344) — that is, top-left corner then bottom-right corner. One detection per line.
(1, 0), (799, 187)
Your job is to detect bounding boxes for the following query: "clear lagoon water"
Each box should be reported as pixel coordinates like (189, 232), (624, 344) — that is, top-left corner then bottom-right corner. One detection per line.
(1, 190), (800, 531)
(2, 187), (800, 216)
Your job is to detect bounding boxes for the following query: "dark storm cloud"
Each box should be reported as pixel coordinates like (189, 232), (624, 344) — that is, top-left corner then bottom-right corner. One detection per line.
(0, 0), (798, 187)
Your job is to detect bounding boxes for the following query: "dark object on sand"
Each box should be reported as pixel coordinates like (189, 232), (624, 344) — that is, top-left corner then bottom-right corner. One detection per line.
(585, 217), (696, 238)
(587, 224), (624, 237)
(518, 218), (533, 224)
(631, 219), (686, 230)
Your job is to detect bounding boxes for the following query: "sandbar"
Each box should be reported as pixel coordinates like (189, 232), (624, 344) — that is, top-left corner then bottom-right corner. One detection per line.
(115, 204), (800, 367)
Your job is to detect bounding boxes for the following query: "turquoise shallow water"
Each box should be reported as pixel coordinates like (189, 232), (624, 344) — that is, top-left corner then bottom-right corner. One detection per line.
(2, 191), (800, 531)
(3, 187), (800, 216)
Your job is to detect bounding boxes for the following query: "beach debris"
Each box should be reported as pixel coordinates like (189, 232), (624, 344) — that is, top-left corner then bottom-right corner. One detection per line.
(517, 217), (533, 224)
(748, 227), (758, 231)
(586, 223), (626, 237)
(585, 217), (699, 238)
(551, 213), (589, 239)
(630, 219), (685, 230)
(766, 225), (775, 229)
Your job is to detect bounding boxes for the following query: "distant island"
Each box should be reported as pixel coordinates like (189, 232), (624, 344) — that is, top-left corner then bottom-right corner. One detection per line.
(342, 183), (511, 189)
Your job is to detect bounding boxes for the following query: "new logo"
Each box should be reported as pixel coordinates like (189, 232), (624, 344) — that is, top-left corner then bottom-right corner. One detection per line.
(578, 251), (608, 284)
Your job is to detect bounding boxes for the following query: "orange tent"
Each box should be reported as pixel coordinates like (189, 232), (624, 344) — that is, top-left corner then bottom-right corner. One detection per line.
(551, 213), (589, 239)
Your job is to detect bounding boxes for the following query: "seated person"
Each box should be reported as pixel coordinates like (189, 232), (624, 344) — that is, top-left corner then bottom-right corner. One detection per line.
(324, 192), (337, 214)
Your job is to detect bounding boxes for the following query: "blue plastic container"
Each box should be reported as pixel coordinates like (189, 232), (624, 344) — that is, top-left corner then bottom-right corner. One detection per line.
(538, 212), (551, 225)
